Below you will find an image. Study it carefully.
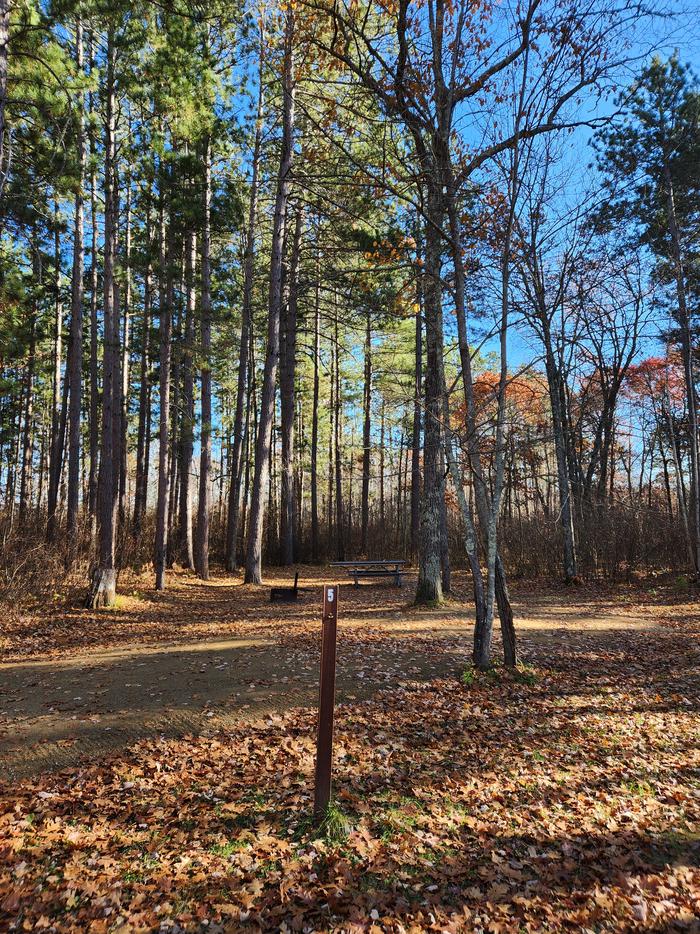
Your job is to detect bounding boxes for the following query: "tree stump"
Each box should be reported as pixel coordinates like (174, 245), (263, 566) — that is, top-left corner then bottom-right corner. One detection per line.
(85, 568), (117, 609)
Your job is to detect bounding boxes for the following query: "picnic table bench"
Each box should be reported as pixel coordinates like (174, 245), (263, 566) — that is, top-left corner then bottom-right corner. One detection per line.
(329, 559), (407, 587)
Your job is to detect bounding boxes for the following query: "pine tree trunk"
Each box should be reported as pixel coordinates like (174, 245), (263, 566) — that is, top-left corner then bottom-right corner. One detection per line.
(46, 203), (65, 541)
(310, 259), (321, 562)
(89, 30), (119, 606)
(19, 311), (36, 520)
(178, 229), (196, 570)
(361, 310), (372, 555)
(154, 173), (173, 591)
(133, 205), (152, 537)
(663, 161), (700, 575)
(196, 138), (213, 580)
(88, 119), (100, 528)
(280, 209), (301, 565)
(118, 170), (132, 527)
(226, 34), (264, 572)
(0, 0), (10, 201)
(334, 315), (345, 561)
(67, 20), (85, 534)
(244, 9), (295, 584)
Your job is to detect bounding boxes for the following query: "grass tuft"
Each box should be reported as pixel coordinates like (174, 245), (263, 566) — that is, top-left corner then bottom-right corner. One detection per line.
(316, 800), (352, 845)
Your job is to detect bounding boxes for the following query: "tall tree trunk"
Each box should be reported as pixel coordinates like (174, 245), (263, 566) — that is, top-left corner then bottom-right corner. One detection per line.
(88, 29), (119, 608)
(444, 398), (486, 633)
(133, 207), (152, 537)
(0, 0), (10, 200)
(19, 313), (36, 520)
(226, 31), (264, 572)
(154, 172), (173, 591)
(415, 181), (445, 604)
(410, 297), (422, 560)
(310, 254), (321, 562)
(178, 229), (196, 570)
(244, 8), (295, 584)
(440, 443), (451, 593)
(361, 310), (372, 555)
(118, 167), (132, 527)
(280, 208), (302, 565)
(88, 105), (100, 528)
(333, 315), (345, 561)
(196, 138), (213, 579)
(47, 202), (65, 540)
(663, 160), (700, 575)
(542, 333), (578, 581)
(67, 19), (85, 534)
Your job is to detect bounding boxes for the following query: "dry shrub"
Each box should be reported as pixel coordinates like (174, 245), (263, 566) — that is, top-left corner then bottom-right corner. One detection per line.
(498, 499), (686, 581)
(0, 510), (93, 607)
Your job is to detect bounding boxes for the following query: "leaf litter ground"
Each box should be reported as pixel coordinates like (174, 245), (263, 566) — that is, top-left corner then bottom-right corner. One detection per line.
(0, 569), (699, 932)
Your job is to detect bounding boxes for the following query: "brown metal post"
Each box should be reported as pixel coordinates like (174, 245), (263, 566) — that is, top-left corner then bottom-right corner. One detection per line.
(314, 583), (338, 823)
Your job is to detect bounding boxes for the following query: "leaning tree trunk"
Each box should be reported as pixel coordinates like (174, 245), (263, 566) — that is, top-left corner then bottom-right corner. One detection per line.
(196, 138), (213, 579)
(244, 8), (295, 584)
(446, 169), (516, 666)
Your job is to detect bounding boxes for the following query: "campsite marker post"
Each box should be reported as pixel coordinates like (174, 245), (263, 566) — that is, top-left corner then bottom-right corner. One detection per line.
(314, 584), (338, 823)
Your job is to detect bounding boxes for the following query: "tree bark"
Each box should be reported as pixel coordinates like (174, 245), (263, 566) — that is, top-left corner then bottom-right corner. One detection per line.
(47, 202), (65, 541)
(67, 19), (85, 534)
(226, 30), (264, 571)
(118, 168), (132, 527)
(310, 253), (321, 562)
(0, 0), (10, 200)
(244, 9), (295, 584)
(415, 181), (445, 605)
(361, 310), (372, 555)
(196, 137), (213, 579)
(88, 86), (100, 527)
(19, 307), (36, 520)
(154, 171), (173, 591)
(133, 204), (152, 537)
(89, 29), (119, 605)
(280, 208), (302, 565)
(333, 315), (345, 561)
(410, 292), (422, 560)
(663, 159), (700, 575)
(178, 229), (196, 570)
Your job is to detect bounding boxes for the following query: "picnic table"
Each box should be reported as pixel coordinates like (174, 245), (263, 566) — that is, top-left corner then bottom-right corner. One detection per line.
(329, 559), (407, 587)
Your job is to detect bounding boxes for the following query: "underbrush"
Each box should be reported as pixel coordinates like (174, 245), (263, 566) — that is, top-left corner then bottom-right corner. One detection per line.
(0, 511), (92, 607)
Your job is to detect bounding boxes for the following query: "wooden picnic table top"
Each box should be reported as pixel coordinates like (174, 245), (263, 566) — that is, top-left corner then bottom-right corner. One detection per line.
(329, 559), (407, 568)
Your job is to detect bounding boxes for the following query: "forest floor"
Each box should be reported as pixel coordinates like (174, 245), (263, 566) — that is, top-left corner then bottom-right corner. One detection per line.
(0, 568), (699, 931)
